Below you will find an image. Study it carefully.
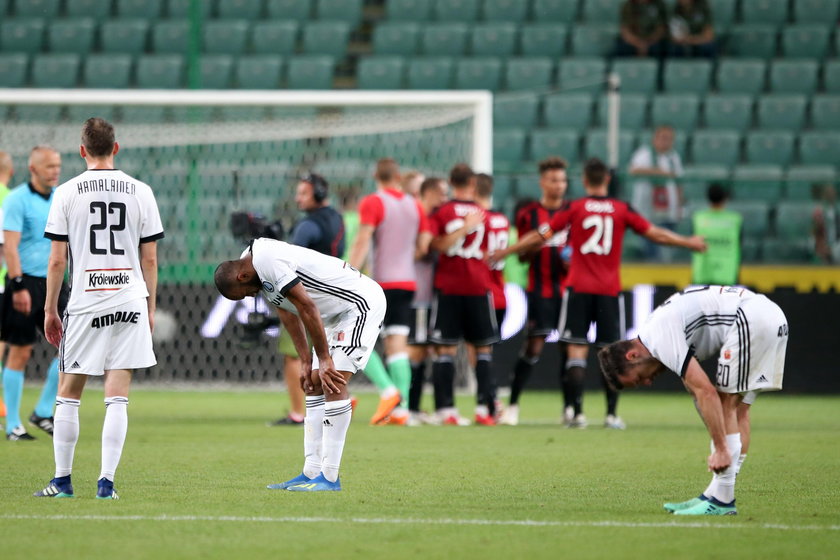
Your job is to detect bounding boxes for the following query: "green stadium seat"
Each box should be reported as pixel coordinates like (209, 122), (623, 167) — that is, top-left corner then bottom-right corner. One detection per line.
(493, 128), (526, 171)
(681, 164), (731, 202)
(167, 0), (212, 17)
(47, 18), (96, 54)
(433, 0), (479, 21)
(421, 23), (468, 55)
(252, 21), (299, 55)
(388, 0), (432, 21)
(824, 60), (840, 93)
(782, 25), (831, 59)
(116, 0), (163, 18)
(811, 95), (840, 130)
(785, 165), (836, 200)
(100, 19), (148, 54)
(317, 0), (362, 24)
(689, 129), (741, 167)
(65, 104), (118, 123)
(715, 58), (766, 95)
(505, 57), (553, 91)
(769, 59), (818, 94)
(520, 24), (568, 57)
(708, 0), (737, 29)
(119, 106), (167, 123)
(732, 164), (784, 202)
(373, 22), (419, 55)
(793, 0), (840, 23)
(651, 94), (700, 131)
(235, 55), (284, 89)
(455, 57), (502, 90)
(663, 60), (712, 94)
(14, 0), (59, 18)
(702, 94), (753, 132)
(775, 201), (817, 240)
(596, 93), (647, 131)
(406, 56), (453, 89)
(66, 0), (112, 18)
(581, 0), (622, 24)
(199, 55), (233, 89)
(609, 58), (657, 94)
(745, 131), (795, 166)
(1, 18), (46, 53)
(558, 57), (605, 94)
(798, 131), (840, 165)
(303, 21), (350, 57)
(570, 24), (617, 57)
(756, 94), (807, 130)
(741, 238), (762, 262)
(491, 175), (514, 201)
(494, 93), (539, 127)
(584, 130), (636, 165)
(288, 55), (335, 89)
(470, 23), (517, 57)
(532, 0), (578, 21)
(727, 25), (777, 58)
(543, 93), (593, 129)
(0, 53), (29, 87)
(356, 56), (405, 89)
(218, 0), (263, 19)
(152, 20), (189, 54)
(135, 54), (184, 89)
(483, 0), (528, 22)
(83, 54), (132, 88)
(728, 201), (770, 237)
(529, 128), (581, 164)
(741, 0), (789, 25)
(204, 20), (249, 55)
(31, 53), (79, 88)
(761, 238), (811, 262)
(12, 104), (62, 122)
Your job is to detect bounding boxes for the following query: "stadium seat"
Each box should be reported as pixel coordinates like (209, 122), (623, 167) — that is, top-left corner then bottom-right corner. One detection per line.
(66, 0), (111, 18)
(702, 94), (753, 132)
(689, 129), (741, 167)
(1, 18), (46, 53)
(356, 56), (405, 89)
(756, 94), (807, 131)
(570, 24), (618, 57)
(483, 0), (528, 22)
(769, 59), (818, 95)
(558, 57), (606, 95)
(234, 55), (284, 89)
(455, 57), (502, 90)
(217, 0), (262, 19)
(167, 0), (212, 17)
(0, 53), (28, 88)
(520, 24), (568, 57)
(732, 164), (784, 202)
(782, 25), (831, 59)
(810, 95), (840, 130)
(152, 20), (189, 54)
(824, 60), (840, 93)
(529, 129), (580, 163)
(65, 104), (117, 123)
(116, 0), (162, 18)
(48, 19), (97, 54)
(715, 58), (766, 95)
(681, 164), (731, 201)
(119, 105), (166, 123)
(470, 23), (517, 57)
(504, 57), (553, 91)
(727, 25), (777, 58)
(12, 104), (62, 122)
(596, 93), (647, 131)
(387, 0), (432, 21)
(775, 201), (817, 240)
(494, 93), (539, 127)
(100, 19), (148, 54)
(793, 0), (840, 23)
(199, 55), (233, 89)
(741, 0), (789, 25)
(493, 128), (526, 171)
(406, 56), (453, 89)
(83, 54), (132, 88)
(584, 130), (636, 165)
(372, 22), (419, 55)
(421, 23), (468, 56)
(798, 131), (840, 165)
(531, 0), (578, 21)
(287, 55), (334, 89)
(14, 0), (59, 18)
(135, 54), (184, 89)
(203, 20), (249, 55)
(761, 238), (811, 262)
(317, 0), (362, 24)
(252, 21), (299, 55)
(543, 93), (593, 129)
(785, 165), (836, 200)
(707, 0), (737, 29)
(432, 0), (479, 21)
(580, 0), (623, 24)
(303, 21), (351, 57)
(651, 94), (700, 131)
(609, 59), (658, 94)
(728, 201), (771, 237)
(663, 60), (712, 94)
(31, 53), (79, 88)
(745, 131), (795, 166)
(491, 175), (514, 201)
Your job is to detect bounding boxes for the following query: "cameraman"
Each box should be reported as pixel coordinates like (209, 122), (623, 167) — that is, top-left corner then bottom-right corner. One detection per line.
(270, 173), (345, 426)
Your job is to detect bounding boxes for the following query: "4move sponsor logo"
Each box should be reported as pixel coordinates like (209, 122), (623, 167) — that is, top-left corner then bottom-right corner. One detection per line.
(91, 310), (141, 329)
(86, 268), (132, 291)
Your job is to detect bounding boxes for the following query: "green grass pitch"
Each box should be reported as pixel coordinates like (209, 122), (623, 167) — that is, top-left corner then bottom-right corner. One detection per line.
(2, 387), (839, 559)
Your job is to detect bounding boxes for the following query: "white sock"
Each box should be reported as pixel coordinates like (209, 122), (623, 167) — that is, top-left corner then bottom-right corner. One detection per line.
(735, 453), (747, 475)
(303, 395), (325, 479)
(702, 439), (718, 498)
(321, 398), (352, 483)
(54, 398), (81, 478)
(100, 397), (129, 481)
(711, 433), (742, 505)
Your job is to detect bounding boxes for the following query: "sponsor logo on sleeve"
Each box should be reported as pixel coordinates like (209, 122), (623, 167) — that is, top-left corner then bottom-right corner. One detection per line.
(262, 281), (275, 293)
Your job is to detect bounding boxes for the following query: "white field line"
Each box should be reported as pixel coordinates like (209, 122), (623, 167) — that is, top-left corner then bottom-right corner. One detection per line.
(1, 514), (838, 531)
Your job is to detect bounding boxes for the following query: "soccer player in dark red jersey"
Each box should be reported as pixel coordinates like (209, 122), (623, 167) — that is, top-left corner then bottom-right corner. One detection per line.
(491, 158), (706, 429)
(428, 163), (498, 426)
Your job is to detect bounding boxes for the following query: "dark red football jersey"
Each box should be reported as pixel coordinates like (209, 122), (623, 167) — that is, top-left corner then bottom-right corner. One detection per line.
(515, 201), (569, 299)
(430, 199), (491, 296)
(542, 196), (651, 296)
(486, 209), (510, 310)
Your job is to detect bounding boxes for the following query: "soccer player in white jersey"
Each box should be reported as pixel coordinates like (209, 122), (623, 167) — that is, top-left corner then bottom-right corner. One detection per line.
(598, 286), (789, 515)
(215, 237), (386, 491)
(35, 118), (163, 499)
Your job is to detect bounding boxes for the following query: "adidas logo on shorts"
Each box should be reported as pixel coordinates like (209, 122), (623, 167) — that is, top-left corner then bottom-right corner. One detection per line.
(71, 361), (80, 369)
(757, 374), (769, 383)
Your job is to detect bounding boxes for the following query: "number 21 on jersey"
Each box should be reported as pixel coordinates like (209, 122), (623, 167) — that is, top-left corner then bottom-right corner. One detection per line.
(580, 214), (613, 255)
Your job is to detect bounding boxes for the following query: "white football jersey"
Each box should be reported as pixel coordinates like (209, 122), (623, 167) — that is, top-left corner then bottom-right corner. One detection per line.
(246, 238), (380, 327)
(637, 286), (758, 376)
(45, 169), (164, 314)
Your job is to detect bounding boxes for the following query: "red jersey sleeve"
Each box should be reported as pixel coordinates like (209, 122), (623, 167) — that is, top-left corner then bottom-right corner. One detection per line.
(358, 195), (385, 227)
(543, 202), (572, 237)
(625, 204), (652, 235)
(415, 200), (431, 233)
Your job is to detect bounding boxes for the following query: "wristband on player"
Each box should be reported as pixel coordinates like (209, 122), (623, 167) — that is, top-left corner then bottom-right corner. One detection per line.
(10, 276), (26, 292)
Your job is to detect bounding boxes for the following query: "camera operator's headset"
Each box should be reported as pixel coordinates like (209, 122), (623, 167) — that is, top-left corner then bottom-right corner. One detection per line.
(303, 173), (329, 203)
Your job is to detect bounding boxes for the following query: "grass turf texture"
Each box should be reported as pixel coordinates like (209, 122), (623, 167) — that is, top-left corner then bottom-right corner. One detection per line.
(2, 388), (839, 559)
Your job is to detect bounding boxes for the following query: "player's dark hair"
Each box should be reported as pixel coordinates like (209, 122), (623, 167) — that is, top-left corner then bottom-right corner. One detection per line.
(375, 158), (400, 183)
(707, 183), (729, 205)
(81, 117), (116, 158)
(583, 158), (609, 187)
(475, 173), (493, 199)
(538, 156), (567, 175)
(419, 176), (444, 197)
(214, 261), (240, 299)
(598, 340), (635, 391)
(449, 162), (474, 188)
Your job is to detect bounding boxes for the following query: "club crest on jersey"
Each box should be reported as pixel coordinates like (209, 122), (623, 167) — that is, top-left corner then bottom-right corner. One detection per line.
(723, 349), (732, 360)
(336, 331), (345, 342)
(262, 281), (274, 293)
(85, 268), (132, 292)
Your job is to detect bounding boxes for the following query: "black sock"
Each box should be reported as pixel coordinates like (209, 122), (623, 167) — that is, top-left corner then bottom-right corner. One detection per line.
(475, 353), (495, 415)
(409, 361), (425, 412)
(432, 357), (455, 410)
(510, 355), (538, 405)
(603, 376), (619, 416)
(565, 362), (586, 416)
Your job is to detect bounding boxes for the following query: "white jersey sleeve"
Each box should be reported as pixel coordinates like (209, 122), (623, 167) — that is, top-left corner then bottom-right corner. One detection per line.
(247, 241), (301, 297)
(637, 300), (694, 377)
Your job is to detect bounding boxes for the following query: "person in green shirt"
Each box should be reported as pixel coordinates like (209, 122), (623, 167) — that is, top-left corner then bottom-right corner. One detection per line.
(0, 150), (13, 423)
(691, 183), (742, 285)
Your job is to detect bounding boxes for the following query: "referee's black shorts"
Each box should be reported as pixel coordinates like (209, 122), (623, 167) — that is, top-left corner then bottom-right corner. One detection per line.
(1, 275), (69, 346)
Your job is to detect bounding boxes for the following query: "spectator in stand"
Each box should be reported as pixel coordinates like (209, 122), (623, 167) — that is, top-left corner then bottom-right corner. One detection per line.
(669, 0), (717, 58)
(812, 183), (839, 264)
(615, 0), (669, 59)
(691, 184), (742, 285)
